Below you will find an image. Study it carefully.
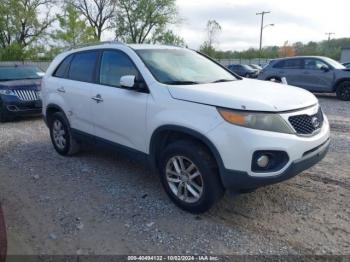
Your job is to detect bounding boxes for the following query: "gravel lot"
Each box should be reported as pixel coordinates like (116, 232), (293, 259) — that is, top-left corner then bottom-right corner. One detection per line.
(0, 95), (349, 255)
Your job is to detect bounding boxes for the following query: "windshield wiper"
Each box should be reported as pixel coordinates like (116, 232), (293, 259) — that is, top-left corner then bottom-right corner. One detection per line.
(211, 79), (234, 83)
(163, 80), (200, 85)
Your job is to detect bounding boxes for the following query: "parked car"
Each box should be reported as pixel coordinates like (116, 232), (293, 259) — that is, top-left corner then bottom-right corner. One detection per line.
(42, 43), (330, 213)
(258, 56), (350, 100)
(227, 64), (259, 78)
(249, 64), (263, 71)
(342, 62), (350, 69)
(0, 65), (43, 122)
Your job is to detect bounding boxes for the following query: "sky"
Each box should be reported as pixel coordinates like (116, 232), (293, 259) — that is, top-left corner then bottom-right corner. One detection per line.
(165, 0), (350, 51)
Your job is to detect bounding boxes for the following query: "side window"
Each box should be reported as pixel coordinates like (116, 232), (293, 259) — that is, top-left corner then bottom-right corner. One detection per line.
(99, 50), (139, 88)
(68, 51), (98, 82)
(53, 55), (72, 78)
(273, 60), (285, 68)
(275, 59), (303, 69)
(304, 59), (328, 70)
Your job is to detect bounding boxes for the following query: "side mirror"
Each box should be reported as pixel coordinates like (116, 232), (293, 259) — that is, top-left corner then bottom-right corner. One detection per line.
(120, 75), (148, 92)
(120, 75), (136, 88)
(320, 65), (330, 72)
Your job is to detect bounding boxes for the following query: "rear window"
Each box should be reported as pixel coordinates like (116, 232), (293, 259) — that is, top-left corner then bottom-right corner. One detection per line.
(68, 51), (98, 82)
(0, 66), (42, 81)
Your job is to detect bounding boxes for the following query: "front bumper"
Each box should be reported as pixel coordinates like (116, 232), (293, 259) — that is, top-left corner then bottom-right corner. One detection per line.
(1, 95), (42, 116)
(206, 105), (330, 190)
(221, 138), (330, 190)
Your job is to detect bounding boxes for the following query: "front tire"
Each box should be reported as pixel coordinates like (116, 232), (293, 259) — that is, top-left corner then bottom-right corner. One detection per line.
(159, 140), (224, 213)
(49, 112), (80, 156)
(336, 81), (350, 101)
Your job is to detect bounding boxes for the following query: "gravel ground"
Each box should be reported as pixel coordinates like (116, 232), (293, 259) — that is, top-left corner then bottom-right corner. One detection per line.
(0, 94), (349, 255)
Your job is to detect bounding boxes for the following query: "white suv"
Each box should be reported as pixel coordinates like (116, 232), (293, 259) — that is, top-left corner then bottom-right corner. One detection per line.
(42, 42), (330, 213)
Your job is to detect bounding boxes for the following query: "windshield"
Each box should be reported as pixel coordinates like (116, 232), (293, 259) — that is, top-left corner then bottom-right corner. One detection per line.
(135, 49), (237, 85)
(323, 57), (346, 69)
(0, 66), (43, 81)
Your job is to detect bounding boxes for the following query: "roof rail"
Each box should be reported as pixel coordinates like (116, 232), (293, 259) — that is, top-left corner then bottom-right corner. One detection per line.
(64, 41), (124, 51)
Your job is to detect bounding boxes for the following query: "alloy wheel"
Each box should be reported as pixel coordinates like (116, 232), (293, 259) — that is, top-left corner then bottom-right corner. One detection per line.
(340, 86), (350, 100)
(165, 156), (204, 203)
(52, 119), (66, 150)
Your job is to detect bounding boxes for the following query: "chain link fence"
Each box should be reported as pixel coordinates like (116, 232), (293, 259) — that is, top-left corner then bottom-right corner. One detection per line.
(216, 58), (272, 66)
(0, 61), (51, 71)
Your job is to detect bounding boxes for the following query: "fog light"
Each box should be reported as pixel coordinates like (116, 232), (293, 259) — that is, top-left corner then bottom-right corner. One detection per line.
(257, 155), (269, 168)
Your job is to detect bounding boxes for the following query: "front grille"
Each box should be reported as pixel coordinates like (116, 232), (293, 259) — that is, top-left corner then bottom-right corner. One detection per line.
(13, 89), (40, 101)
(288, 108), (323, 135)
(288, 107), (324, 135)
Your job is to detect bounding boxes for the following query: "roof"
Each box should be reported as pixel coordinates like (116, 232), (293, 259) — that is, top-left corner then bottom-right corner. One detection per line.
(128, 44), (183, 50)
(272, 55), (330, 61)
(64, 41), (183, 53)
(342, 45), (350, 50)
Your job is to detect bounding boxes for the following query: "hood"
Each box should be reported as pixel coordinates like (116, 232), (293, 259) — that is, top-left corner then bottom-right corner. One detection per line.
(167, 79), (318, 112)
(0, 79), (41, 91)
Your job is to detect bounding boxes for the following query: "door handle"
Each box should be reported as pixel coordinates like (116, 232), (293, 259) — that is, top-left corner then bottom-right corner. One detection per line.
(278, 71), (284, 74)
(92, 94), (103, 103)
(57, 87), (66, 93)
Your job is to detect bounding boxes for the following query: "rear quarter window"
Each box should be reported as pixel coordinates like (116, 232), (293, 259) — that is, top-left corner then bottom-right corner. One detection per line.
(53, 55), (73, 78)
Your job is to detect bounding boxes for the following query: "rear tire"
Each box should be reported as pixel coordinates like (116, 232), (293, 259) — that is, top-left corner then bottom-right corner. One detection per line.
(49, 112), (80, 156)
(336, 81), (350, 101)
(159, 140), (224, 213)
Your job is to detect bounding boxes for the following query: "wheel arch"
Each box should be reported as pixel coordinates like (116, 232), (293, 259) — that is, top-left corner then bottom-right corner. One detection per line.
(45, 103), (66, 126)
(333, 78), (350, 92)
(149, 125), (225, 182)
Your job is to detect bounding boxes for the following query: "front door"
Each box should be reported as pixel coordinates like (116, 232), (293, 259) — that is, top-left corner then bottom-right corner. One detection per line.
(91, 50), (149, 152)
(301, 58), (334, 92)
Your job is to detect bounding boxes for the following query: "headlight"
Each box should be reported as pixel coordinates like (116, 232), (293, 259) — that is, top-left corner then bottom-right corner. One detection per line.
(0, 89), (16, 96)
(217, 108), (294, 134)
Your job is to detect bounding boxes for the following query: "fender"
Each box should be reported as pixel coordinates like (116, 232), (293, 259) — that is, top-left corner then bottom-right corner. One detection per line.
(45, 103), (66, 126)
(149, 125), (226, 176)
(333, 78), (350, 92)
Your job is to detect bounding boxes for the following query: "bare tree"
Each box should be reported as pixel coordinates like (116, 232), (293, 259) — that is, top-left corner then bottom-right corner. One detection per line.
(70, 0), (117, 40)
(199, 20), (222, 57)
(205, 19), (222, 48)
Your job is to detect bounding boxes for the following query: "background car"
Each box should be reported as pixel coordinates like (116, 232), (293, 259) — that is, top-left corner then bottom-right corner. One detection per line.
(0, 65), (43, 122)
(227, 64), (259, 78)
(343, 62), (350, 69)
(258, 56), (350, 100)
(249, 64), (263, 71)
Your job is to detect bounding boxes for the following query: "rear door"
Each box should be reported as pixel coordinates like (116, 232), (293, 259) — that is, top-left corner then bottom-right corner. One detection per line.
(272, 58), (305, 87)
(90, 49), (149, 152)
(301, 58), (334, 92)
(61, 51), (99, 135)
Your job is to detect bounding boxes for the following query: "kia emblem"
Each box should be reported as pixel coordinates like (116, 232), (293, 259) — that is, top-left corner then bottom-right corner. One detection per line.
(311, 116), (320, 128)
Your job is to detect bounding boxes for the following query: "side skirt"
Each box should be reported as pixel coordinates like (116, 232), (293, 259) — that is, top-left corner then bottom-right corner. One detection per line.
(71, 128), (151, 167)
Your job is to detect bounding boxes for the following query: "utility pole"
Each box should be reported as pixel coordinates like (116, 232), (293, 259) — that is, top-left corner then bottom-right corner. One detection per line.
(256, 11), (271, 65)
(325, 32), (335, 41)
